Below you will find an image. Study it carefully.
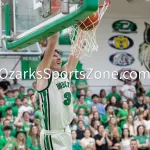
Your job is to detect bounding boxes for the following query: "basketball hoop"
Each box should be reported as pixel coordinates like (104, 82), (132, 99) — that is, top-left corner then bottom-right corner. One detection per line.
(69, 0), (111, 58)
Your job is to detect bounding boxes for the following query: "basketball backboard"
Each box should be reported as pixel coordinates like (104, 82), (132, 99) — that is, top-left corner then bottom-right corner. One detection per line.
(1, 0), (99, 50)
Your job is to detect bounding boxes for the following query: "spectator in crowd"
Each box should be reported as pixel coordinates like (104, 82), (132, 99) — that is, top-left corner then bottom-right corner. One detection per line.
(75, 73), (88, 97)
(4, 90), (16, 107)
(109, 127), (121, 150)
(107, 86), (121, 103)
(3, 107), (15, 127)
(94, 125), (112, 150)
(130, 139), (138, 150)
(100, 105), (116, 126)
(76, 120), (85, 140)
(0, 87), (6, 97)
(12, 98), (22, 117)
(91, 106), (98, 114)
(135, 125), (149, 150)
(12, 130), (27, 150)
(34, 101), (42, 128)
(11, 78), (22, 90)
(85, 90), (93, 105)
(0, 73), (11, 91)
(14, 111), (34, 134)
(144, 96), (150, 110)
(0, 126), (15, 150)
(123, 115), (136, 136)
(18, 86), (25, 99)
(27, 125), (41, 150)
(117, 101), (129, 129)
(105, 96), (119, 115)
(99, 89), (106, 99)
(18, 97), (34, 117)
(0, 119), (16, 137)
(78, 108), (89, 127)
(72, 130), (83, 150)
(80, 128), (96, 150)
(32, 81), (37, 92)
(128, 99), (136, 117)
(135, 79), (145, 96)
(135, 94), (147, 113)
(105, 117), (122, 136)
(121, 128), (133, 150)
(134, 111), (149, 134)
(119, 79), (136, 102)
(90, 94), (106, 115)
(88, 115), (100, 137)
(0, 96), (7, 118)
(13, 89), (19, 99)
(74, 95), (90, 116)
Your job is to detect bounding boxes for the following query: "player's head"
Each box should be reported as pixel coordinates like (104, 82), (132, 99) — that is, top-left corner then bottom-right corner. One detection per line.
(41, 49), (62, 71)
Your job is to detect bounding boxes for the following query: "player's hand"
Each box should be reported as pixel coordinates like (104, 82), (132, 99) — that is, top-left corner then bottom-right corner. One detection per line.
(49, 32), (59, 41)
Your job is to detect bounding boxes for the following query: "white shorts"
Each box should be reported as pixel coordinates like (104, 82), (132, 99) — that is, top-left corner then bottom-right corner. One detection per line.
(40, 126), (72, 150)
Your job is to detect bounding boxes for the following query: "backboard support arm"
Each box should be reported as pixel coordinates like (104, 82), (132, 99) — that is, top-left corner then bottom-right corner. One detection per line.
(5, 0), (99, 50)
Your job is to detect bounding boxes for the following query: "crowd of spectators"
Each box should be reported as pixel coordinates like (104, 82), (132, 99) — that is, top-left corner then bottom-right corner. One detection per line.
(0, 72), (150, 150)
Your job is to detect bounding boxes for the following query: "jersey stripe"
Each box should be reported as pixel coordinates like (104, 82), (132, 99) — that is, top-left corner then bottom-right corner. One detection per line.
(44, 134), (49, 150)
(41, 90), (49, 130)
(40, 93), (45, 129)
(46, 88), (51, 130)
(46, 134), (51, 150)
(49, 135), (54, 150)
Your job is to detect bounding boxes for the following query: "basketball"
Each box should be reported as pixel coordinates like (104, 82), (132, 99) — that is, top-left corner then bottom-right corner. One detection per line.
(77, 12), (100, 31)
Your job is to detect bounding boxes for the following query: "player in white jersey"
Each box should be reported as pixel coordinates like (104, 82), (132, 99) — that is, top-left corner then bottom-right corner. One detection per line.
(36, 32), (81, 150)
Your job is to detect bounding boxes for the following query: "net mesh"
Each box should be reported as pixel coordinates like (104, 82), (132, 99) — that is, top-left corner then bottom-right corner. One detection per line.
(68, 0), (111, 58)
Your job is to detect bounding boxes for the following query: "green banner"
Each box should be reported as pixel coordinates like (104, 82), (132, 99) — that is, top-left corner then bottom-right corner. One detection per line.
(21, 56), (40, 80)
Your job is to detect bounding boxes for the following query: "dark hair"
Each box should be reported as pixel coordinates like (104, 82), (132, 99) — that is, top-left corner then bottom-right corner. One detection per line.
(97, 124), (104, 130)
(6, 107), (12, 111)
(91, 94), (99, 99)
(137, 93), (143, 98)
(99, 89), (106, 98)
(22, 111), (30, 117)
(40, 49), (60, 61)
(78, 120), (84, 124)
(130, 139), (137, 143)
(112, 86), (116, 89)
(83, 128), (91, 135)
(13, 89), (19, 93)
(137, 125), (146, 136)
(78, 95), (85, 99)
(7, 90), (13, 93)
(0, 95), (4, 101)
(3, 126), (11, 131)
(122, 128), (130, 139)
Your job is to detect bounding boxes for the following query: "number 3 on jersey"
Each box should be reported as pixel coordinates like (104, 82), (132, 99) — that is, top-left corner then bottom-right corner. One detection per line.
(63, 92), (71, 106)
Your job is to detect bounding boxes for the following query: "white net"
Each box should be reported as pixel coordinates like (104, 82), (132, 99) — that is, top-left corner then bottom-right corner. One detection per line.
(68, 0), (111, 58)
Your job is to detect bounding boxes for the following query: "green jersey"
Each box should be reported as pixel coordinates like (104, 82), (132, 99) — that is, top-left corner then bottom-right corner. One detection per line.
(135, 135), (148, 144)
(4, 96), (16, 107)
(0, 136), (15, 150)
(27, 136), (41, 150)
(0, 105), (7, 118)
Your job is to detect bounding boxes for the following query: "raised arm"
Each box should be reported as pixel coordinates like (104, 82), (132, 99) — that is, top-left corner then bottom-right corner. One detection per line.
(36, 33), (59, 91)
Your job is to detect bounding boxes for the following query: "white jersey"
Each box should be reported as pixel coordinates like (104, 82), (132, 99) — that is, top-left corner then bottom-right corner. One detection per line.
(38, 72), (73, 131)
